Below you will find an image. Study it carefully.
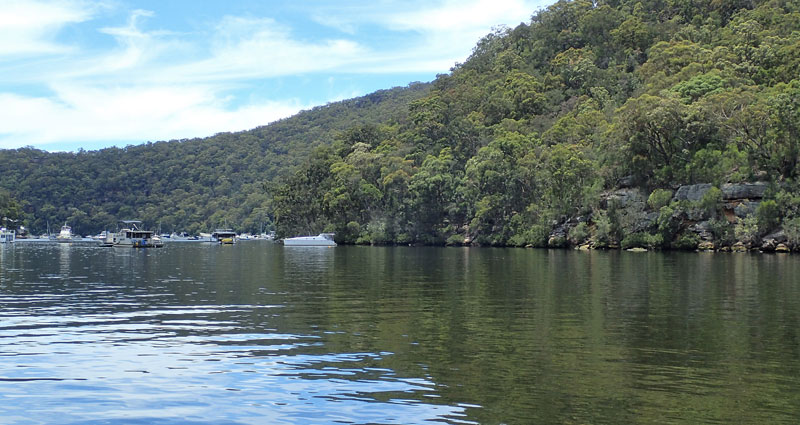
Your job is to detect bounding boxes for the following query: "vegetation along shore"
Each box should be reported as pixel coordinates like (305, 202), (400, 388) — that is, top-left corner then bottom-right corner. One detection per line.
(2, 0), (799, 252)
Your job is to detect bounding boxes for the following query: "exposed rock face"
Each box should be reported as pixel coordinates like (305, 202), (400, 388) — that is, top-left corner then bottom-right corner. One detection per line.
(733, 201), (761, 218)
(605, 188), (646, 208)
(674, 184), (712, 202)
(721, 182), (768, 200)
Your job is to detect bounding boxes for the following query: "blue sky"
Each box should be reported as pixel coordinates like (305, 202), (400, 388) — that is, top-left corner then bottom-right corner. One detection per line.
(0, 0), (549, 152)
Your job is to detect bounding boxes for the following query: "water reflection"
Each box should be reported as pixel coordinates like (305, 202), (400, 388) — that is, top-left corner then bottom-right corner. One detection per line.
(1, 244), (800, 424)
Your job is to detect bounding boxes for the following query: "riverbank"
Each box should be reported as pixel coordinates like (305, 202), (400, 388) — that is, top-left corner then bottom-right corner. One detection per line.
(526, 181), (798, 253)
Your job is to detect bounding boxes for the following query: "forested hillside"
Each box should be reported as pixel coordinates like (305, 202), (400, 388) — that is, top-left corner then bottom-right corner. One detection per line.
(0, 83), (429, 235)
(2, 0), (800, 251)
(269, 0), (800, 250)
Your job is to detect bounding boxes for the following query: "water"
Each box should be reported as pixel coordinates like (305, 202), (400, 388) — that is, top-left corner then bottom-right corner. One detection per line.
(1, 242), (799, 424)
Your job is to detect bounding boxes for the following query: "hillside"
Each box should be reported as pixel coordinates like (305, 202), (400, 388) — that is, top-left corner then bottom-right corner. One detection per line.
(267, 0), (800, 249)
(0, 83), (429, 235)
(2, 0), (800, 251)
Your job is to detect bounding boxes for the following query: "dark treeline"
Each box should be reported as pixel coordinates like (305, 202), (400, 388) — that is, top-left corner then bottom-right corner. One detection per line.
(2, 0), (800, 249)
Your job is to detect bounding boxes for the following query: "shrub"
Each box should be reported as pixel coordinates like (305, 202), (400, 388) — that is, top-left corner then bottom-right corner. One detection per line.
(593, 210), (613, 248)
(783, 217), (800, 248)
(647, 189), (673, 210)
(698, 186), (723, 218)
(756, 200), (780, 233)
(526, 224), (551, 248)
(621, 232), (662, 249)
(568, 222), (589, 245)
(734, 216), (759, 245)
(672, 233), (700, 250)
(709, 218), (735, 246)
(656, 204), (680, 241)
(548, 236), (567, 248)
(446, 234), (466, 246)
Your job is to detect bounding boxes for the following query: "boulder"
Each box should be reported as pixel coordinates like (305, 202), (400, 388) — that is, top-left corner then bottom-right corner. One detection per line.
(763, 229), (787, 243)
(674, 183), (713, 202)
(776, 243), (790, 253)
(698, 241), (715, 251)
(761, 239), (777, 252)
(732, 241), (747, 252)
(721, 182), (768, 200)
(605, 188), (646, 208)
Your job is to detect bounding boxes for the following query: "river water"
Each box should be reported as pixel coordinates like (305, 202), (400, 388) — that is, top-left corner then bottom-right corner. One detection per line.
(1, 242), (799, 424)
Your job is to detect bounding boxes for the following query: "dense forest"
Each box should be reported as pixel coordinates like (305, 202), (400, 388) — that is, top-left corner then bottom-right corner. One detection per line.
(0, 83), (429, 236)
(2, 0), (800, 251)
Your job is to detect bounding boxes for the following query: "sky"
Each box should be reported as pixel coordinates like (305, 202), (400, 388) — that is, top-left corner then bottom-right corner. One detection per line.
(0, 0), (549, 152)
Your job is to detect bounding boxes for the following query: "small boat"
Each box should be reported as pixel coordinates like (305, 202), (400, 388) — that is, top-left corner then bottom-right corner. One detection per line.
(103, 221), (163, 248)
(212, 229), (237, 244)
(165, 232), (197, 242)
(0, 227), (15, 243)
(57, 223), (74, 242)
(282, 233), (336, 247)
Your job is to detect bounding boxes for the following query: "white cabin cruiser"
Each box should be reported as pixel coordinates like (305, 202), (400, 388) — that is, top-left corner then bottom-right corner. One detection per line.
(57, 223), (74, 242)
(282, 233), (336, 246)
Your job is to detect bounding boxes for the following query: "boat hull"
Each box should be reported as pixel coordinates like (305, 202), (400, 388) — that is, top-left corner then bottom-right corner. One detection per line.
(283, 234), (336, 246)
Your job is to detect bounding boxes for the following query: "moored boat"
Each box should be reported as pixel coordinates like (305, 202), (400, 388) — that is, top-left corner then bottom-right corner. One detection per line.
(282, 233), (336, 247)
(103, 221), (163, 248)
(212, 229), (237, 244)
(0, 227), (15, 243)
(57, 223), (74, 242)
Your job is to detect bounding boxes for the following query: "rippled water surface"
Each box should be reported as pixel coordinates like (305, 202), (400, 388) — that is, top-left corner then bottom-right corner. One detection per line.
(1, 242), (800, 424)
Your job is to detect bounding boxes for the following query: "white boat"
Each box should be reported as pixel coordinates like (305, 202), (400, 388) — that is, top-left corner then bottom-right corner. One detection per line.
(103, 221), (163, 248)
(0, 227), (15, 243)
(282, 233), (336, 246)
(57, 223), (74, 242)
(165, 232), (197, 242)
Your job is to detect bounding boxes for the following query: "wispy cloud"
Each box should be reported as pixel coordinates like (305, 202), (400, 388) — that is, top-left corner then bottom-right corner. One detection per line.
(0, 0), (97, 56)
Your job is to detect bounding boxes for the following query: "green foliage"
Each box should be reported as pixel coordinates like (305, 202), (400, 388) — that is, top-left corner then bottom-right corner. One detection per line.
(647, 189), (673, 210)
(672, 72), (727, 102)
(756, 200), (780, 233)
(672, 233), (700, 250)
(709, 218), (735, 246)
(783, 217), (800, 248)
(656, 204), (681, 242)
(734, 216), (760, 245)
(699, 186), (723, 218)
(592, 210), (613, 248)
(0, 189), (22, 230)
(621, 232), (663, 249)
(568, 222), (589, 245)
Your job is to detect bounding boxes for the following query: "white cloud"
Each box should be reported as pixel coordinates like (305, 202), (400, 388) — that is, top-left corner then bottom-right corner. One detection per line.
(0, 85), (307, 150)
(0, 0), (547, 151)
(0, 0), (97, 57)
(160, 16), (366, 83)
